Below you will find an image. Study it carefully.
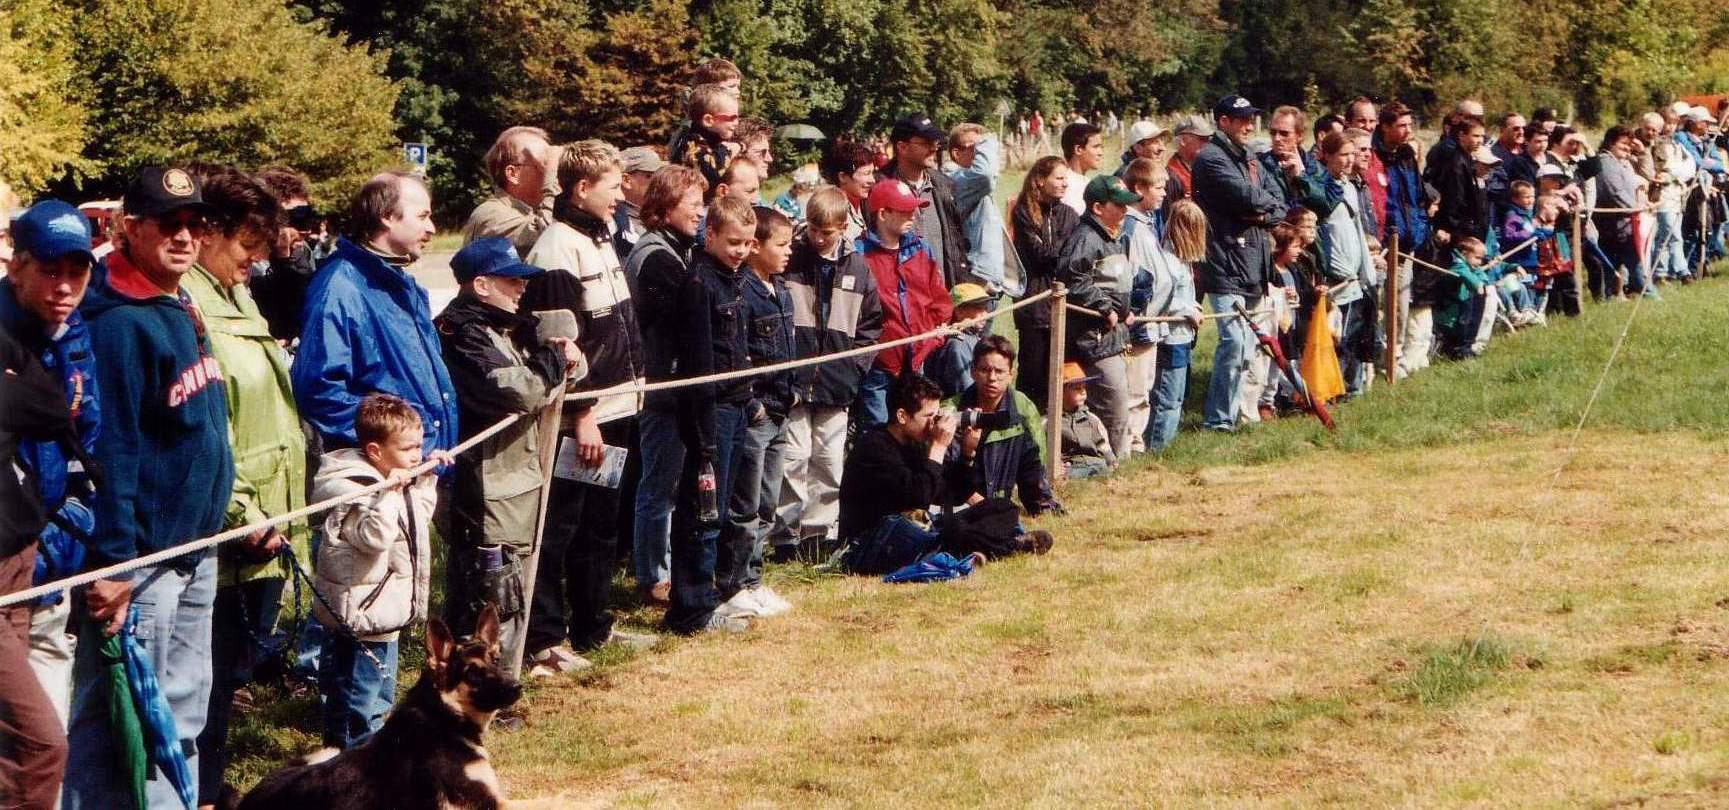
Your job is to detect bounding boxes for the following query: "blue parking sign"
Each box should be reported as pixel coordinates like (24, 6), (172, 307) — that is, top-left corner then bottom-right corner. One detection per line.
(403, 142), (429, 174)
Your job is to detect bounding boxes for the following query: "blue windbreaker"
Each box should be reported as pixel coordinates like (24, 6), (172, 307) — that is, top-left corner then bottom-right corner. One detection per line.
(0, 281), (100, 597)
(292, 238), (458, 452)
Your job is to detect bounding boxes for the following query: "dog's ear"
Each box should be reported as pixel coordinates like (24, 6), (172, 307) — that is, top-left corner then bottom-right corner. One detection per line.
(426, 617), (455, 676)
(476, 603), (501, 652)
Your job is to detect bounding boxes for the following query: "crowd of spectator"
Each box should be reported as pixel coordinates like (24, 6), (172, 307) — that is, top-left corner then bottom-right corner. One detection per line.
(4, 53), (1729, 808)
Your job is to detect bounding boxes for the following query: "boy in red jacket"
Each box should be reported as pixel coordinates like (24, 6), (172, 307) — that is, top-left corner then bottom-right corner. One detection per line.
(856, 179), (951, 427)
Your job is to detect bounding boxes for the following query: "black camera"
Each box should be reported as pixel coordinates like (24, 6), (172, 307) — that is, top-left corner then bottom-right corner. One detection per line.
(958, 407), (1013, 431)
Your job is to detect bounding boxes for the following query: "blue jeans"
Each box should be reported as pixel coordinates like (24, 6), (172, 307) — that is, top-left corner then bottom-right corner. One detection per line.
(1596, 225), (1650, 297)
(318, 634), (398, 749)
(632, 408), (684, 590)
(667, 402), (748, 633)
(65, 554), (217, 810)
(1651, 210), (1689, 279)
(857, 367), (894, 429)
(1202, 293), (1259, 430)
(1146, 342), (1190, 451)
(728, 410), (787, 590)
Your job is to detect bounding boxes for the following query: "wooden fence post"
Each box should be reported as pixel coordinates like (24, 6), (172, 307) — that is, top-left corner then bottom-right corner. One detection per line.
(1044, 284), (1068, 489)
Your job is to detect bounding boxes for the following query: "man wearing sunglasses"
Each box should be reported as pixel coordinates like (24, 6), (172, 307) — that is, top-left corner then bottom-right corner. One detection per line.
(65, 167), (237, 809)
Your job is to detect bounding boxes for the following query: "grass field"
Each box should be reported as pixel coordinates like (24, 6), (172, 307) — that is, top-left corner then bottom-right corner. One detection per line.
(225, 267), (1729, 806)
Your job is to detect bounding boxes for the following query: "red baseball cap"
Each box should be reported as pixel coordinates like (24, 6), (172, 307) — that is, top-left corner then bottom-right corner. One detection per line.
(865, 179), (930, 214)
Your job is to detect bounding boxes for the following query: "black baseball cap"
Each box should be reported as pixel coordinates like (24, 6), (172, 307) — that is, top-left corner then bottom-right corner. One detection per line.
(1212, 95), (1261, 120)
(890, 114), (945, 144)
(123, 167), (213, 219)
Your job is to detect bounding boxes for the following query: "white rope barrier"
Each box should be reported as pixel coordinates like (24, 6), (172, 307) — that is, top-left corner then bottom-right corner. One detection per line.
(0, 289), (1055, 607)
(565, 289), (1055, 402)
(1064, 301), (1272, 323)
(0, 413), (523, 608)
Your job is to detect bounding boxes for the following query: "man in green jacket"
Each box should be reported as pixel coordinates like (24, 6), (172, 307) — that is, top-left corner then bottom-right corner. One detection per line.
(942, 335), (1061, 517)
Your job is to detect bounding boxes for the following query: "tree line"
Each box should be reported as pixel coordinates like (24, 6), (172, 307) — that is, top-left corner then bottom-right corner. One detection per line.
(5, 0), (1729, 222)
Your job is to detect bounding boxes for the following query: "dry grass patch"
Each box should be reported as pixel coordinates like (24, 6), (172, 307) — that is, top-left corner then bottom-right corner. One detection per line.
(463, 429), (1729, 807)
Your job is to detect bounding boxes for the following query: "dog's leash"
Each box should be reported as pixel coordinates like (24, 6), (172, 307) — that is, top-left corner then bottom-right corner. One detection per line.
(278, 547), (389, 672)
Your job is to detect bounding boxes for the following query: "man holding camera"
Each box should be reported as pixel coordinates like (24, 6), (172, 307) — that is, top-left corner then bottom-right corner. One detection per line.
(837, 372), (1052, 575)
(942, 335), (1060, 518)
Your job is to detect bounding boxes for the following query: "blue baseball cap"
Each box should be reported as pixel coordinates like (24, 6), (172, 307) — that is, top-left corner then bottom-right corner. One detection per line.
(1212, 95), (1261, 120)
(10, 200), (95, 264)
(451, 236), (544, 284)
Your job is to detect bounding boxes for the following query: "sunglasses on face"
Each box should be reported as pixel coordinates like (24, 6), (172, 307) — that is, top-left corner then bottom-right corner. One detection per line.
(710, 113), (740, 123)
(148, 214), (209, 236)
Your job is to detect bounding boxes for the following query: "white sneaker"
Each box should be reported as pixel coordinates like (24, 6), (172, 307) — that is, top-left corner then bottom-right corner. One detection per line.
(715, 589), (764, 619)
(748, 585), (793, 617)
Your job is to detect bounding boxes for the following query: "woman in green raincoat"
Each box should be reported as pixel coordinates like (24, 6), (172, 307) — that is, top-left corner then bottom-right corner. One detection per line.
(181, 166), (309, 806)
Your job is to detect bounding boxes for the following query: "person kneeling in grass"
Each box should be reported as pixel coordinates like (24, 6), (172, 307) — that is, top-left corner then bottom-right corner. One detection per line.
(837, 373), (1053, 576)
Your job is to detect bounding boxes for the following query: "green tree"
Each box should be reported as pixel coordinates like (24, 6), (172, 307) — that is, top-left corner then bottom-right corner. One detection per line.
(493, 0), (698, 145)
(0, 0), (88, 194)
(71, 0), (401, 204)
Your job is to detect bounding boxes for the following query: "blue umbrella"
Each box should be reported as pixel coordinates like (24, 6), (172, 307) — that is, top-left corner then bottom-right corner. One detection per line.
(121, 605), (196, 809)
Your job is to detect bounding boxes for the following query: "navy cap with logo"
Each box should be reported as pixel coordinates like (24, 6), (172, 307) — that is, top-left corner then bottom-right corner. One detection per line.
(1212, 95), (1262, 120)
(10, 200), (95, 264)
(452, 236), (545, 284)
(890, 114), (945, 144)
(123, 167), (213, 219)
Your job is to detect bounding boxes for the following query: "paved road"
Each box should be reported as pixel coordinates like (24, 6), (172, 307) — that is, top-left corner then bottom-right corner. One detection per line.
(417, 250), (458, 315)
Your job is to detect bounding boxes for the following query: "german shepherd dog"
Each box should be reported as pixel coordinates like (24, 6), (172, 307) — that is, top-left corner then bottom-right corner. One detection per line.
(235, 605), (527, 810)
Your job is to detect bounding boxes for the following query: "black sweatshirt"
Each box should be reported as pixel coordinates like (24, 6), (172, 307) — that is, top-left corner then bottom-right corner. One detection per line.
(838, 428), (945, 541)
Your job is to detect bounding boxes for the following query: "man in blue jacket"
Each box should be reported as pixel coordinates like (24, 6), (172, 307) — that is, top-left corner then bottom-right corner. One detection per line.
(0, 200), (100, 810)
(1192, 95), (1288, 432)
(292, 171), (458, 455)
(66, 167), (236, 810)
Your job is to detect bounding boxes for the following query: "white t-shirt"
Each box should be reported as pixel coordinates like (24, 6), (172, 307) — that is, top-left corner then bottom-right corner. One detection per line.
(1059, 165), (1090, 218)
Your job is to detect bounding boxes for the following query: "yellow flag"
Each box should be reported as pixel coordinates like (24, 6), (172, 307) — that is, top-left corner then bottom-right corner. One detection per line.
(1299, 295), (1346, 405)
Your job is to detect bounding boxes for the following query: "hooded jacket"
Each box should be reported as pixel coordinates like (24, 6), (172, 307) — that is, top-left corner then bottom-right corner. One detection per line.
(1192, 132), (1289, 296)
(292, 237), (459, 453)
(1057, 214), (1132, 362)
(523, 205), (645, 424)
(859, 228), (951, 377)
(310, 449), (436, 641)
(80, 251), (234, 573)
(784, 233), (883, 409)
(881, 162), (973, 287)
(436, 292), (574, 515)
(183, 265), (309, 587)
(0, 282), (100, 589)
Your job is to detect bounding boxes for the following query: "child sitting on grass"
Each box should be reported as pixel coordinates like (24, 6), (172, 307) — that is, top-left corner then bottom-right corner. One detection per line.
(311, 394), (442, 749)
(1059, 362), (1116, 479)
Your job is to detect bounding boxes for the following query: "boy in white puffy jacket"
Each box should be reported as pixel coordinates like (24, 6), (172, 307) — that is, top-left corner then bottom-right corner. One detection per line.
(311, 394), (440, 748)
